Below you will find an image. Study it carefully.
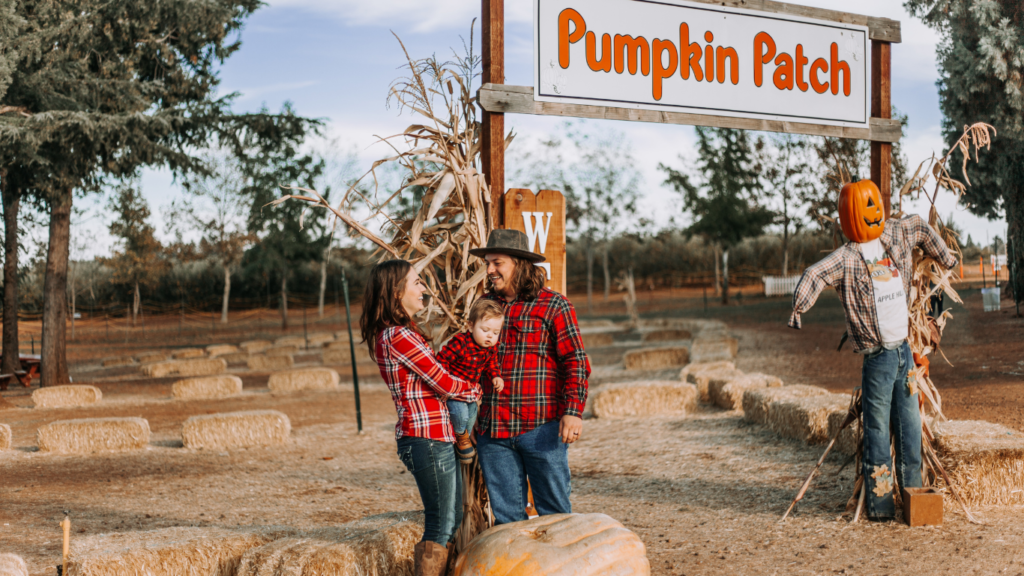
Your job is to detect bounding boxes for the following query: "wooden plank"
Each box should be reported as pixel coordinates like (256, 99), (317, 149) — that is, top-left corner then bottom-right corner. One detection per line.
(479, 84), (903, 143)
(482, 0), (505, 227)
(870, 41), (893, 218)
(682, 0), (901, 43)
(505, 189), (567, 295)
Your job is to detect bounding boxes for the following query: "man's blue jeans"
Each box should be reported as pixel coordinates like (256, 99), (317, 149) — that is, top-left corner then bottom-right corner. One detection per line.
(861, 340), (922, 520)
(396, 436), (463, 544)
(477, 420), (571, 525)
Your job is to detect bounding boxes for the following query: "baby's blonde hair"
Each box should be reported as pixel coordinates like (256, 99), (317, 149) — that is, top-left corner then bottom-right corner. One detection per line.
(468, 299), (504, 326)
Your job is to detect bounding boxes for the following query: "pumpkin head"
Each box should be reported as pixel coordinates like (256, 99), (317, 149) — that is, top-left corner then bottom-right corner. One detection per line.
(838, 179), (885, 243)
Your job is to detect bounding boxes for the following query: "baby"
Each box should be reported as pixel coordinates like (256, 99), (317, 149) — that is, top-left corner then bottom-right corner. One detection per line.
(437, 298), (505, 462)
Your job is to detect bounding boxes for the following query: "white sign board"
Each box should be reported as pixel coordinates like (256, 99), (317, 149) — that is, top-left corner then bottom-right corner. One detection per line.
(535, 0), (870, 128)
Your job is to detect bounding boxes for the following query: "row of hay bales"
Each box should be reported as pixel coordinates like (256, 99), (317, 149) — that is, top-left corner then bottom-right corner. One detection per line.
(620, 336), (739, 371)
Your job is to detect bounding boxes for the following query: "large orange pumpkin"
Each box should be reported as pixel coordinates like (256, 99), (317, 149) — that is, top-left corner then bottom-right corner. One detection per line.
(452, 513), (650, 576)
(838, 179), (885, 243)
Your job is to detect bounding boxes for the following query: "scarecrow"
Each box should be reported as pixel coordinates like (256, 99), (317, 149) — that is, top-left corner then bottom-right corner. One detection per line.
(788, 179), (957, 521)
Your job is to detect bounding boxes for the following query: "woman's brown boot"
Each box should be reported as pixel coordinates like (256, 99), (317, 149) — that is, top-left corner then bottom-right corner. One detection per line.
(414, 541), (449, 576)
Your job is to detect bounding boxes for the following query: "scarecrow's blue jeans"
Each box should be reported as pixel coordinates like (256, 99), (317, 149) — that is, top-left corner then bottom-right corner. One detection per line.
(396, 436), (463, 544)
(477, 420), (571, 524)
(861, 340), (922, 520)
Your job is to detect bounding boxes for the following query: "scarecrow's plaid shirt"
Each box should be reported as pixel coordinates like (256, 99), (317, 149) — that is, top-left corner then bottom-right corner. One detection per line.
(789, 215), (957, 353)
(436, 330), (497, 396)
(477, 288), (590, 439)
(375, 326), (475, 443)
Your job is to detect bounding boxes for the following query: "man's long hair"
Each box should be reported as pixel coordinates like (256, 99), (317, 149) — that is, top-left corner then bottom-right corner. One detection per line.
(487, 255), (547, 301)
(360, 259), (414, 358)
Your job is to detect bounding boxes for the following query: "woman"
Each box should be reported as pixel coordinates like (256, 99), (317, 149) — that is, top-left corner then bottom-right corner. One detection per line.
(360, 259), (478, 576)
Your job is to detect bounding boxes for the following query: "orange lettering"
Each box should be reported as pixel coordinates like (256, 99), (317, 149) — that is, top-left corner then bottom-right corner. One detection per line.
(753, 32), (776, 87)
(795, 44), (809, 92)
(652, 39), (678, 100)
(773, 53), (794, 90)
(717, 46), (738, 84)
(614, 34), (650, 75)
(704, 44), (714, 83)
(558, 9), (586, 69)
(810, 58), (829, 94)
(678, 23), (703, 81)
(830, 43), (851, 96)
(586, 31), (612, 72)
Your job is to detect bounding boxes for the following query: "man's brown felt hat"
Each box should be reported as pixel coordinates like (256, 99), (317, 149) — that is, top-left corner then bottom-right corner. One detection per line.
(469, 229), (546, 263)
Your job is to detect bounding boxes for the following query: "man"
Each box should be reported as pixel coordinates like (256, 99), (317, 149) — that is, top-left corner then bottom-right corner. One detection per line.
(468, 229), (590, 525)
(789, 179), (956, 521)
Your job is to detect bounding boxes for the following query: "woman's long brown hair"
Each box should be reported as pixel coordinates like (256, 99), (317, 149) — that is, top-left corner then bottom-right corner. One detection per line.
(360, 259), (413, 358)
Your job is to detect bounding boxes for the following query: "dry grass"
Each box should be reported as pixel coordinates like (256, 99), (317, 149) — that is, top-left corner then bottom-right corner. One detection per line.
(37, 417), (150, 454)
(268, 368), (340, 393)
(142, 359), (227, 378)
(642, 329), (692, 342)
(267, 345), (299, 357)
(767, 394), (849, 445)
(708, 373), (783, 410)
(237, 511), (423, 576)
(933, 420), (1024, 506)
(827, 406), (860, 457)
(101, 356), (134, 368)
(31, 385), (103, 409)
(172, 348), (206, 360)
(171, 376), (243, 400)
(247, 355), (294, 372)
(239, 340), (272, 354)
(582, 333), (615, 348)
(742, 385), (830, 426)
(206, 344), (239, 358)
(689, 337), (739, 363)
(0, 554), (27, 576)
(66, 527), (279, 576)
(135, 351), (167, 364)
(182, 410), (291, 450)
(623, 346), (689, 371)
(0, 423), (11, 450)
(451, 513), (650, 575)
(591, 381), (698, 419)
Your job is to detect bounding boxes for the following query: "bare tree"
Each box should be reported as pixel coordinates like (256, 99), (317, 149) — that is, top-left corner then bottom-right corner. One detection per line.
(759, 134), (814, 276)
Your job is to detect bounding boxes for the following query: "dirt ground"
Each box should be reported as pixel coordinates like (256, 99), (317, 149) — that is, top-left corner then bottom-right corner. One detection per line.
(1, 287), (1022, 576)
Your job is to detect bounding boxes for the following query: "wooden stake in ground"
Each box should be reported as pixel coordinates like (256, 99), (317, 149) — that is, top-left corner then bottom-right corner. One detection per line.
(60, 513), (70, 572)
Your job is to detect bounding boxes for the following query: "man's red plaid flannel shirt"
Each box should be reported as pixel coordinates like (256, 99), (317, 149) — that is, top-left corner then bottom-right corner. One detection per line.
(477, 288), (590, 438)
(375, 326), (473, 443)
(436, 331), (497, 395)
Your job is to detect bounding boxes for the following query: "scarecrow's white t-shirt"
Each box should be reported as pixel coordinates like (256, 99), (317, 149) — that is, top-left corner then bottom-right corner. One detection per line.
(859, 238), (908, 345)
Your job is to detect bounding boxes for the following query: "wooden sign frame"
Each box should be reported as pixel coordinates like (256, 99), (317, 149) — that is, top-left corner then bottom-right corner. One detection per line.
(481, 0), (901, 220)
(505, 189), (568, 294)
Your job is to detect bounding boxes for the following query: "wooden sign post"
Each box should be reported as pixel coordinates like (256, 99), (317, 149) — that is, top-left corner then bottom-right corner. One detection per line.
(505, 189), (567, 294)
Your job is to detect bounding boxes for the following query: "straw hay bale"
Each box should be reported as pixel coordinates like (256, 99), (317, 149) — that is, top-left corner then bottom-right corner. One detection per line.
(102, 356), (135, 368)
(689, 336), (739, 363)
(642, 329), (692, 342)
(267, 345), (299, 356)
(172, 348), (206, 360)
(827, 407), (860, 456)
(37, 417), (150, 454)
(709, 373), (783, 411)
(0, 423), (11, 450)
(32, 385), (103, 408)
(268, 368), (340, 393)
(934, 420), (1024, 506)
(237, 511), (423, 576)
(136, 351), (167, 364)
(239, 340), (273, 354)
(767, 394), (849, 444)
(680, 362), (738, 401)
(66, 526), (278, 576)
(623, 346), (689, 371)
(182, 410), (290, 450)
(0, 553), (27, 576)
(591, 381), (698, 419)
(306, 332), (336, 346)
(142, 358), (227, 378)
(172, 376), (243, 400)
(206, 344), (239, 358)
(274, 336), (307, 349)
(691, 368), (744, 404)
(582, 333), (614, 348)
(221, 352), (251, 364)
(322, 346), (372, 365)
(742, 385), (830, 426)
(247, 355), (293, 371)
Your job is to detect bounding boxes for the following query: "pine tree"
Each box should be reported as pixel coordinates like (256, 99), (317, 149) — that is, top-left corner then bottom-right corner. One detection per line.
(104, 182), (165, 327)
(905, 0), (1024, 311)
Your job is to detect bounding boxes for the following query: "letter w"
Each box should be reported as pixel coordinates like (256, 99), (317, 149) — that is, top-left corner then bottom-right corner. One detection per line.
(522, 212), (553, 253)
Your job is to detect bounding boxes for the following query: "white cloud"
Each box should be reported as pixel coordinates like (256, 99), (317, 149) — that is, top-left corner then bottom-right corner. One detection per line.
(228, 80), (320, 103)
(266, 0), (532, 32)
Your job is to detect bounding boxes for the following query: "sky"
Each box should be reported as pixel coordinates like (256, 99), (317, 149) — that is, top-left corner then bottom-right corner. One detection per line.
(73, 0), (1008, 258)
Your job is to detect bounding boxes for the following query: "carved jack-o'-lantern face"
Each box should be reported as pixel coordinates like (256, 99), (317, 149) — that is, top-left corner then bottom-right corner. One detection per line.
(838, 179), (885, 243)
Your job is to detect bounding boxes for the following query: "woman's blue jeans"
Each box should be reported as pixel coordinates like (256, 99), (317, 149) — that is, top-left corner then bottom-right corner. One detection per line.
(396, 436), (463, 544)
(861, 340), (922, 520)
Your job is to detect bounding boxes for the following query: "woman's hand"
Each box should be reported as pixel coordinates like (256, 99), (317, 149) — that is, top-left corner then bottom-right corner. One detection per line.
(560, 415), (582, 444)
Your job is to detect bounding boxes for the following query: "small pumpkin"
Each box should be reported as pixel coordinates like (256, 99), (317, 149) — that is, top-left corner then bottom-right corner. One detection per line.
(838, 179), (885, 243)
(452, 513), (650, 576)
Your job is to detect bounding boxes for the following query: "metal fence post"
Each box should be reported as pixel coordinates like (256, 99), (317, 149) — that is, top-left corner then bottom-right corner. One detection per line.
(342, 268), (362, 434)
